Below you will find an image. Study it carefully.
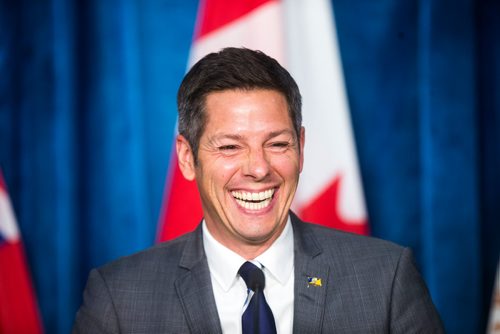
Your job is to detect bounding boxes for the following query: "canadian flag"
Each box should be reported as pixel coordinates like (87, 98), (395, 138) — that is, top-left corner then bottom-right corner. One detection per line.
(0, 171), (43, 333)
(158, 0), (368, 242)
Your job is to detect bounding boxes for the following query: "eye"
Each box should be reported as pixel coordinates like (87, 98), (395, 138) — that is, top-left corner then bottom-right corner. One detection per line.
(271, 142), (289, 148)
(268, 141), (291, 152)
(218, 145), (239, 151)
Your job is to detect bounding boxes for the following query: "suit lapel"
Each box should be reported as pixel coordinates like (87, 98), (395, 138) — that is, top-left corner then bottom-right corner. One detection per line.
(291, 213), (330, 334)
(175, 225), (222, 334)
(173, 214), (331, 333)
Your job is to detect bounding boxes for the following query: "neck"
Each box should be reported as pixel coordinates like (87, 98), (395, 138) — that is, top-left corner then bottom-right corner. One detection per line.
(231, 242), (274, 260)
(204, 219), (287, 260)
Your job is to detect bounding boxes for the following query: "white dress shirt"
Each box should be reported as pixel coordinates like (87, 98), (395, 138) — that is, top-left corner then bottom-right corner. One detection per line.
(202, 218), (295, 334)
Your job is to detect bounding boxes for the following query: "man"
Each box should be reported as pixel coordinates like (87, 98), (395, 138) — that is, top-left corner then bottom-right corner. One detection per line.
(73, 48), (444, 333)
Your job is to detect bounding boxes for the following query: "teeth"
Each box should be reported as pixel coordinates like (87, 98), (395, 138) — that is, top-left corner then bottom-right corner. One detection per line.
(235, 198), (272, 211)
(231, 189), (275, 210)
(231, 189), (274, 201)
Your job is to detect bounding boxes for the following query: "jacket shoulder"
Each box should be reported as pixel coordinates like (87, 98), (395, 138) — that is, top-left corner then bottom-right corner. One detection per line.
(96, 230), (197, 280)
(73, 231), (204, 333)
(296, 220), (405, 259)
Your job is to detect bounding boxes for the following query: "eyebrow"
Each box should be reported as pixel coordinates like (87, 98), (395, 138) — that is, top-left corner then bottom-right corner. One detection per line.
(265, 129), (296, 140)
(209, 129), (295, 142)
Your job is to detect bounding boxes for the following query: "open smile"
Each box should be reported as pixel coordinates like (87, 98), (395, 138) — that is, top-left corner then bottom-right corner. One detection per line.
(231, 188), (275, 211)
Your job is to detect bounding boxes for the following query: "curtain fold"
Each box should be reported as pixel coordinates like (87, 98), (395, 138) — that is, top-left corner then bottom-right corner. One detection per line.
(418, 1), (480, 332)
(334, 0), (499, 332)
(0, 1), (197, 333)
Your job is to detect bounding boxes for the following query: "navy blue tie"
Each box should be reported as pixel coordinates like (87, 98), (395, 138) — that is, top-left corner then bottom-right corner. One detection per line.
(239, 261), (277, 334)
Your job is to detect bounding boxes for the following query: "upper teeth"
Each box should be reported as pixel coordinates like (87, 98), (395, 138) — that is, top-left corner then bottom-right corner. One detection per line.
(231, 189), (274, 202)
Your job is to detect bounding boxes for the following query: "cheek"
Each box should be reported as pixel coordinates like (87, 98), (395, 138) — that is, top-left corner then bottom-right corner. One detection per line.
(208, 160), (241, 190)
(271, 154), (301, 176)
(220, 159), (241, 176)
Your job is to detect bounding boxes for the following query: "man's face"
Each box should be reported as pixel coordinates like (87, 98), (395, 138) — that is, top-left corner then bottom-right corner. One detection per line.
(177, 89), (304, 256)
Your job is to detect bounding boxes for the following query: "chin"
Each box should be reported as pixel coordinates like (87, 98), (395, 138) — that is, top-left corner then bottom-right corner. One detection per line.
(238, 222), (282, 241)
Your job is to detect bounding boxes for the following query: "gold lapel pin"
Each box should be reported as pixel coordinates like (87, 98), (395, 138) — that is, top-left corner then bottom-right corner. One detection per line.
(307, 276), (322, 287)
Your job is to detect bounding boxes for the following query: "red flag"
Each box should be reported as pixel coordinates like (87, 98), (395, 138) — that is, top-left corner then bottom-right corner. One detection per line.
(0, 171), (44, 334)
(158, 0), (368, 242)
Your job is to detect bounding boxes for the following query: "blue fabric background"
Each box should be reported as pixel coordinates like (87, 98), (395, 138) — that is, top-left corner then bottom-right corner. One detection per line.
(0, 0), (498, 333)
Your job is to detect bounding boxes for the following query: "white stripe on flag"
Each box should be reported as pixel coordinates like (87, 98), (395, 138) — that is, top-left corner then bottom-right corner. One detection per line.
(189, 1), (284, 66)
(0, 187), (20, 242)
(285, 0), (367, 222)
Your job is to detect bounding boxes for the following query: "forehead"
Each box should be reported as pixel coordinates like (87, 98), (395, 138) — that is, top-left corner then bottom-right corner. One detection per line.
(203, 89), (292, 132)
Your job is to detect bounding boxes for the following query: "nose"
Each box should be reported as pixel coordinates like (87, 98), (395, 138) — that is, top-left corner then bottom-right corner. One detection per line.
(243, 148), (271, 181)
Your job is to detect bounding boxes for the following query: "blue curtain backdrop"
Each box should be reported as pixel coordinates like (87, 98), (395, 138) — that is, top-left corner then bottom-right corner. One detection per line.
(0, 0), (498, 333)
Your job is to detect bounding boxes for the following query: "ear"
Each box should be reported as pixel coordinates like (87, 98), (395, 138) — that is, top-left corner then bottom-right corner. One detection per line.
(176, 135), (196, 181)
(299, 126), (305, 173)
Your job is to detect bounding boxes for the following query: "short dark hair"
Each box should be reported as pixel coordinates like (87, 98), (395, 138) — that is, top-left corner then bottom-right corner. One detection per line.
(177, 47), (302, 162)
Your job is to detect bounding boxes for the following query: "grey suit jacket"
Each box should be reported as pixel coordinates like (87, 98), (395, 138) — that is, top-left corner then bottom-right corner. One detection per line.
(73, 213), (444, 333)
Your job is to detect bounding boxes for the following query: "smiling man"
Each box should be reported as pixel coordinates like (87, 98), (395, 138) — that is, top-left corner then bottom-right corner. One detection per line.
(73, 48), (444, 333)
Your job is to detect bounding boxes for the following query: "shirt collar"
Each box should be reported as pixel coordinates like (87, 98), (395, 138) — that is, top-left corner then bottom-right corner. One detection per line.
(255, 217), (294, 285)
(202, 217), (294, 291)
(202, 222), (246, 292)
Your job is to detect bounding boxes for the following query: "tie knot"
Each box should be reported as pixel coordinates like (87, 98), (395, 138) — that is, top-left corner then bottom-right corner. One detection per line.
(239, 261), (265, 291)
